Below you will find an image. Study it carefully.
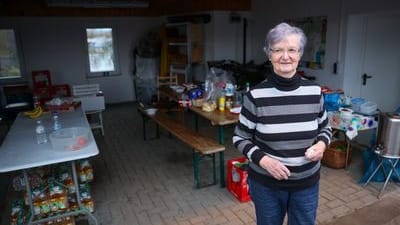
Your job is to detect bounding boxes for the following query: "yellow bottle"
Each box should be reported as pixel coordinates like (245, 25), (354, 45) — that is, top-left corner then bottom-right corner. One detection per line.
(218, 93), (226, 111)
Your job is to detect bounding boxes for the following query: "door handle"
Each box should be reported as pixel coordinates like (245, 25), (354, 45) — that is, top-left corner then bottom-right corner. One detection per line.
(362, 73), (373, 85)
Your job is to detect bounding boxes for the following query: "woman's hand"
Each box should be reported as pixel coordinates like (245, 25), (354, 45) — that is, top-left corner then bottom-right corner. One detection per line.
(305, 141), (327, 161)
(259, 156), (291, 180)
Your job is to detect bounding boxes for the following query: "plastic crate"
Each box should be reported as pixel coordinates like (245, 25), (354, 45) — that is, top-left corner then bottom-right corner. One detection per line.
(227, 157), (251, 202)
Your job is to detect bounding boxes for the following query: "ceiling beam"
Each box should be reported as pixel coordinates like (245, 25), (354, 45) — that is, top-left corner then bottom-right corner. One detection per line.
(0, 0), (251, 17)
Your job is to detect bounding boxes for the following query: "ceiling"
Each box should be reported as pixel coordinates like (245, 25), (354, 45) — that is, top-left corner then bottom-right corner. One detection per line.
(0, 0), (251, 17)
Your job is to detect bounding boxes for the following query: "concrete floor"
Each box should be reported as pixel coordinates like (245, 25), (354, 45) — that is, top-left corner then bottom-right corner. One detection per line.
(2, 102), (400, 225)
(322, 194), (400, 225)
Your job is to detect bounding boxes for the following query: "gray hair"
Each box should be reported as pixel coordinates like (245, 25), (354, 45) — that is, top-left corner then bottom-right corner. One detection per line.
(265, 22), (307, 57)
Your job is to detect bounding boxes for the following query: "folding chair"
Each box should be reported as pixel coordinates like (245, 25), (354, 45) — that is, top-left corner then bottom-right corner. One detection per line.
(72, 84), (105, 136)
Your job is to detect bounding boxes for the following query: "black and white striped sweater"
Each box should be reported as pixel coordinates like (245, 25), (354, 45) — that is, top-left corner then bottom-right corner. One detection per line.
(232, 72), (332, 191)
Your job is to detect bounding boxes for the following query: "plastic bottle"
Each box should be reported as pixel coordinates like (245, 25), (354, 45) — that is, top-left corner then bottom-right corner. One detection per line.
(218, 91), (226, 112)
(225, 94), (233, 110)
(205, 74), (213, 93)
(52, 112), (61, 131)
(225, 82), (234, 96)
(35, 120), (48, 144)
(240, 82), (251, 105)
(245, 82), (250, 92)
(204, 72), (214, 101)
(233, 85), (242, 107)
(33, 95), (40, 108)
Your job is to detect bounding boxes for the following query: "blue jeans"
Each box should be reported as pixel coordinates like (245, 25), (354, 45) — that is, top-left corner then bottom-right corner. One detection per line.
(248, 178), (319, 225)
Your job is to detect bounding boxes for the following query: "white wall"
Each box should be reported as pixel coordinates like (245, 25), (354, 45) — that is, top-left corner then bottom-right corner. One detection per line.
(250, 0), (400, 89)
(1, 13), (250, 103)
(205, 11), (252, 64)
(251, 0), (343, 88)
(0, 17), (162, 103)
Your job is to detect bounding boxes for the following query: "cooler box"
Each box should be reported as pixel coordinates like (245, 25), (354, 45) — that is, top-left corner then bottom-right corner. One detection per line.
(227, 157), (251, 202)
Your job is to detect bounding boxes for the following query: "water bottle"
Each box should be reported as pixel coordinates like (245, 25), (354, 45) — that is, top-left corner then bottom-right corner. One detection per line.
(245, 82), (250, 92)
(33, 95), (40, 108)
(240, 82), (251, 104)
(52, 112), (61, 131)
(35, 120), (48, 144)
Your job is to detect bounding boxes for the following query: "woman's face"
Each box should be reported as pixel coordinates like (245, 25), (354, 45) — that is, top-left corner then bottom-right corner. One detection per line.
(269, 34), (301, 78)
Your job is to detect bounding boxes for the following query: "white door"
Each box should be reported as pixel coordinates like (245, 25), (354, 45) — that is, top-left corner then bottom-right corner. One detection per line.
(344, 12), (400, 112)
(360, 12), (400, 112)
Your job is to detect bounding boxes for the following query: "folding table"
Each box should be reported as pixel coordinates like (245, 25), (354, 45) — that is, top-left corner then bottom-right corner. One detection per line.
(0, 108), (99, 225)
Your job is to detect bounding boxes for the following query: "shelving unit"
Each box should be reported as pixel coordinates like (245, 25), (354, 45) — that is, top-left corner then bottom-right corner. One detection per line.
(159, 22), (204, 84)
(0, 108), (99, 225)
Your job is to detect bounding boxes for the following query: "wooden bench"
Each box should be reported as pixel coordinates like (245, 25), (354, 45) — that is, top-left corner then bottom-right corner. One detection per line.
(138, 107), (225, 189)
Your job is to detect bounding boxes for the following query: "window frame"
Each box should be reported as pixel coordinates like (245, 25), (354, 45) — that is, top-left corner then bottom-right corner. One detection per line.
(0, 28), (26, 83)
(84, 25), (121, 78)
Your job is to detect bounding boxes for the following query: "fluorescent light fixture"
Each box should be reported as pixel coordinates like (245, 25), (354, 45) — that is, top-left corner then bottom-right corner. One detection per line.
(47, 0), (150, 8)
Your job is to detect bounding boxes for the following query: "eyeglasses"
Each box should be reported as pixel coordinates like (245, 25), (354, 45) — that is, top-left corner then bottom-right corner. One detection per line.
(269, 48), (300, 57)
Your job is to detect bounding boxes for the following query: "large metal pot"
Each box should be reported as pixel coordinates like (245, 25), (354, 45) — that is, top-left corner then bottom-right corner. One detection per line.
(376, 112), (400, 157)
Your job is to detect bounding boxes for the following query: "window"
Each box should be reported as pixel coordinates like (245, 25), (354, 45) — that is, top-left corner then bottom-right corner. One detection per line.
(85, 27), (119, 77)
(0, 29), (22, 79)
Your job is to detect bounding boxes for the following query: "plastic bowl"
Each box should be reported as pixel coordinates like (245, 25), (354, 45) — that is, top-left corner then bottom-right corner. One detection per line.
(49, 127), (90, 151)
(175, 87), (185, 93)
(145, 108), (158, 116)
(230, 106), (242, 114)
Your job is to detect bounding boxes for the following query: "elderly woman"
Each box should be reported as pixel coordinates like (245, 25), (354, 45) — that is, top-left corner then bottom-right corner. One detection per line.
(232, 22), (332, 225)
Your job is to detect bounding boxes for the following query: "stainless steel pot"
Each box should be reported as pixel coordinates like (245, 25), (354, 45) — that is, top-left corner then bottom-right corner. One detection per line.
(376, 112), (400, 157)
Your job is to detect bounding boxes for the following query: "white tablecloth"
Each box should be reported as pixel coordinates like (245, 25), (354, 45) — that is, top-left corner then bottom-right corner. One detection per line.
(0, 107), (99, 172)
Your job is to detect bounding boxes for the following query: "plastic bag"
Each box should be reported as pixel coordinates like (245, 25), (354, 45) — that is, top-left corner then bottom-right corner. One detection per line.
(204, 67), (235, 102)
(359, 148), (400, 183)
